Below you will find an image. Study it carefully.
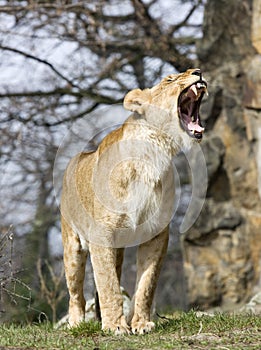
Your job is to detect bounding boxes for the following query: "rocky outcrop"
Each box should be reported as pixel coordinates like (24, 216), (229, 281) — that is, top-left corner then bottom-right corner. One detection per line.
(183, 0), (261, 309)
(240, 291), (261, 314)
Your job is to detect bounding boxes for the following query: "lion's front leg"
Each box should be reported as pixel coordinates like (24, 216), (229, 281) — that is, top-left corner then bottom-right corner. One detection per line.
(130, 228), (169, 334)
(89, 243), (130, 334)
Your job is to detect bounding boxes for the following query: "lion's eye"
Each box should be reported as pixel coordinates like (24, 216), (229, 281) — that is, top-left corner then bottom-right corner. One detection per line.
(192, 70), (201, 77)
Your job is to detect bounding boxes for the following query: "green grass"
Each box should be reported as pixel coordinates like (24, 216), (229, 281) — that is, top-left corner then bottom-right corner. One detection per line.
(0, 311), (260, 349)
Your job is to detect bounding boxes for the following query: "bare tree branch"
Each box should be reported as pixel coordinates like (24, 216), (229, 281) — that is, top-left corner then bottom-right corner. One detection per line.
(0, 87), (122, 103)
(168, 0), (203, 35)
(0, 45), (79, 89)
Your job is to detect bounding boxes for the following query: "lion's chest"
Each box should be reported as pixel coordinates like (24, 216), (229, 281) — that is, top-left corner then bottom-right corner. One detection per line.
(69, 131), (175, 247)
(87, 158), (175, 247)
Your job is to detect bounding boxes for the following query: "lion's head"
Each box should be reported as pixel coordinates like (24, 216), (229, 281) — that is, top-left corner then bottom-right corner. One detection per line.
(123, 68), (207, 142)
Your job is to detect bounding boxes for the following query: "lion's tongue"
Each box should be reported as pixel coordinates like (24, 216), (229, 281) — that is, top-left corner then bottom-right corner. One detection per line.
(188, 121), (204, 133)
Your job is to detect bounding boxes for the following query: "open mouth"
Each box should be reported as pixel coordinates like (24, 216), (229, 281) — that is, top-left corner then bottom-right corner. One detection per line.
(178, 81), (207, 141)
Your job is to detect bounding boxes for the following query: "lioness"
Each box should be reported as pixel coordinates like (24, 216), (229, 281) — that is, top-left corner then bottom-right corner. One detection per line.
(61, 68), (207, 334)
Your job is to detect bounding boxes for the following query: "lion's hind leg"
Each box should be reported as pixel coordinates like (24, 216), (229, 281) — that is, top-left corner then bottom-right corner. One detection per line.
(62, 218), (88, 327)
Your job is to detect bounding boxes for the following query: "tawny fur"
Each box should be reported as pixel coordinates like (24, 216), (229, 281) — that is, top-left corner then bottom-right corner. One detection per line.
(61, 69), (206, 334)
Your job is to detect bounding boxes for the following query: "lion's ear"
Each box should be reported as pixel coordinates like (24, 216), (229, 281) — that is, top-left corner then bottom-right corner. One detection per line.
(123, 88), (151, 114)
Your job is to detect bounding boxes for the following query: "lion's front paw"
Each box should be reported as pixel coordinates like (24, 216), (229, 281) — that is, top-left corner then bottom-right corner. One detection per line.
(102, 317), (131, 335)
(114, 325), (132, 335)
(131, 321), (155, 335)
(103, 324), (131, 335)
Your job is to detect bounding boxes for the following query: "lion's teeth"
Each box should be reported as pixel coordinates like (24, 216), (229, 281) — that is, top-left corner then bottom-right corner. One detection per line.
(191, 85), (198, 96)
